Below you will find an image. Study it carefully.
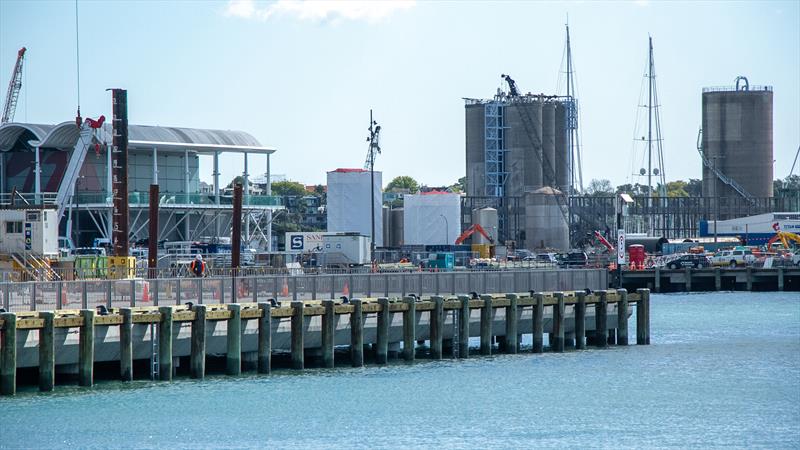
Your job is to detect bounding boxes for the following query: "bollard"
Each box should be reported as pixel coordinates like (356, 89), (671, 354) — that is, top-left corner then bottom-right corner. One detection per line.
(654, 266), (661, 293)
(402, 296), (416, 361)
(746, 268), (753, 291)
(575, 291), (586, 350)
(642, 288), (651, 345)
(291, 301), (304, 370)
(532, 293), (544, 353)
(39, 311), (55, 392)
(480, 295), (493, 356)
(636, 289), (647, 345)
(226, 304), (242, 376)
(685, 267), (692, 292)
(376, 298), (390, 364)
(158, 306), (174, 381)
(552, 293), (565, 352)
(595, 292), (608, 348)
(0, 312), (16, 395)
(430, 296), (444, 359)
(257, 303), (271, 374)
(778, 268), (784, 292)
(458, 296), (470, 358)
(191, 304), (207, 379)
(321, 300), (335, 368)
(714, 268), (722, 291)
(617, 289), (629, 346)
(350, 299), (364, 367)
(79, 309), (95, 387)
(120, 308), (133, 381)
(505, 294), (518, 354)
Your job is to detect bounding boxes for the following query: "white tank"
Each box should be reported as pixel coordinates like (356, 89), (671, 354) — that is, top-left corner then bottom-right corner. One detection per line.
(471, 207), (498, 244)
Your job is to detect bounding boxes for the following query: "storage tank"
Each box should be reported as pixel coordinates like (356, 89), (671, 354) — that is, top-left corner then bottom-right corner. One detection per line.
(542, 102), (556, 187)
(382, 206), (391, 248)
(701, 80), (773, 199)
(390, 208), (404, 247)
(554, 102), (569, 192)
(471, 207), (498, 245)
(465, 103), (486, 197)
(523, 187), (569, 251)
(506, 101), (543, 191)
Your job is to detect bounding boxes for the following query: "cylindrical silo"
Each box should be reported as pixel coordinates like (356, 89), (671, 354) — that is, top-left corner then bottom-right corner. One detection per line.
(701, 84), (773, 200)
(554, 102), (569, 192)
(506, 101), (542, 191)
(523, 187), (569, 251)
(542, 102), (556, 188)
(465, 103), (486, 197)
(471, 207), (498, 245)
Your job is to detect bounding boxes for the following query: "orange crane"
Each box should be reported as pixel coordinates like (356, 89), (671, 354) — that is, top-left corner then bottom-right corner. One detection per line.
(2, 47), (26, 124)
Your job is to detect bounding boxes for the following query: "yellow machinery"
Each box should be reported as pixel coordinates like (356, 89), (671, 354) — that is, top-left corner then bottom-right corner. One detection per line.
(74, 255), (136, 279)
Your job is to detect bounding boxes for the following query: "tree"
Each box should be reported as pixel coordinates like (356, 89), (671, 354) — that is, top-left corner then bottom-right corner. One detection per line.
(226, 176), (244, 189)
(448, 176), (466, 193)
(615, 183), (650, 196)
(686, 179), (702, 197)
(386, 176), (419, 194)
(585, 179), (614, 196)
(665, 180), (689, 197)
(775, 175), (800, 193)
(272, 180), (307, 197)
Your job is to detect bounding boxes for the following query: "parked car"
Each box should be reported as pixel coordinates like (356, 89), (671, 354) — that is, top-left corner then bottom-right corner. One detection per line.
(507, 249), (533, 261)
(712, 249), (755, 268)
(665, 253), (711, 269)
(535, 253), (558, 264)
(558, 251), (588, 268)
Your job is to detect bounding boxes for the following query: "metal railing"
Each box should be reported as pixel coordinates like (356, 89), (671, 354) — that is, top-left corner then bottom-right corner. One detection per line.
(0, 268), (609, 313)
(69, 191), (283, 207)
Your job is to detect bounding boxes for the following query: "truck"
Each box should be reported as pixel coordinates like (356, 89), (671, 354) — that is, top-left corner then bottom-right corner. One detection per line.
(712, 248), (756, 268)
(321, 233), (371, 267)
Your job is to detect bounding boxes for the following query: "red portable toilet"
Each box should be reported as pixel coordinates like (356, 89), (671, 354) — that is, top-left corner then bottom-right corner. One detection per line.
(628, 244), (646, 270)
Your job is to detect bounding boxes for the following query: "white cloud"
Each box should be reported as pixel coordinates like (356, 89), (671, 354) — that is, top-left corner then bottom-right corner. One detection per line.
(224, 0), (416, 23)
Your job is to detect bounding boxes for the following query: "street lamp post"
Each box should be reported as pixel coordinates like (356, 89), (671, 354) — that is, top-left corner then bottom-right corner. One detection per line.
(366, 111), (381, 261)
(440, 214), (449, 245)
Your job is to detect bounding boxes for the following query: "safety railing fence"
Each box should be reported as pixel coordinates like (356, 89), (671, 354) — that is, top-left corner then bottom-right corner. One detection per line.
(0, 269), (608, 313)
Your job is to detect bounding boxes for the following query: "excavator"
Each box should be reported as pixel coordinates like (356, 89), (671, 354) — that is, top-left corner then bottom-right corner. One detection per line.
(456, 224), (495, 259)
(766, 223), (800, 252)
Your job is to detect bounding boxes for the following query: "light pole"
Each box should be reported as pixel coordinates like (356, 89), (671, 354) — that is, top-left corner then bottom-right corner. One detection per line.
(366, 111), (381, 261)
(440, 214), (449, 245)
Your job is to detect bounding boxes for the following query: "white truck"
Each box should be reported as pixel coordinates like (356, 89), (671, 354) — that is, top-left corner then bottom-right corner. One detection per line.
(712, 249), (756, 268)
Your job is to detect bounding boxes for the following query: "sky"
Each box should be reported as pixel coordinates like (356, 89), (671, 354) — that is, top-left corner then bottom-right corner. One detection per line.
(1, 0), (798, 190)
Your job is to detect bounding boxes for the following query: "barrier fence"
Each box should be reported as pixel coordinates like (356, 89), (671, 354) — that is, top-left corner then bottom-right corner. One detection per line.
(0, 269), (608, 313)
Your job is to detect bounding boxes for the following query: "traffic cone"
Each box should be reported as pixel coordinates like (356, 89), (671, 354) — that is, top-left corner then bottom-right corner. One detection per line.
(281, 278), (289, 297)
(142, 282), (151, 302)
(342, 281), (350, 297)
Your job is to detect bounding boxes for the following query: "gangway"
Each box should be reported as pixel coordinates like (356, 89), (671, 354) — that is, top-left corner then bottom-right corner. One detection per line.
(56, 118), (106, 219)
(696, 128), (754, 203)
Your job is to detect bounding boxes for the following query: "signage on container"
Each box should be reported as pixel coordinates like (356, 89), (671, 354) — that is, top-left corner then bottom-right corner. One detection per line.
(24, 222), (32, 250)
(617, 229), (625, 264)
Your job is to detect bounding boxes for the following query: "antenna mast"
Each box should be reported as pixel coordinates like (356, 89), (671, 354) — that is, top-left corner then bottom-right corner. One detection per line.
(560, 23), (583, 195)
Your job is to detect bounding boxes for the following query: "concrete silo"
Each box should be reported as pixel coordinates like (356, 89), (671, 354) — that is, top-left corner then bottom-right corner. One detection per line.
(542, 102), (556, 187)
(701, 79), (773, 199)
(554, 102), (570, 192)
(465, 103), (487, 197)
(523, 187), (569, 251)
(506, 101), (543, 192)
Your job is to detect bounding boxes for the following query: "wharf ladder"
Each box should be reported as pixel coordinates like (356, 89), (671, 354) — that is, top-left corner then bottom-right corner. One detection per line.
(696, 128), (754, 203)
(150, 322), (159, 380)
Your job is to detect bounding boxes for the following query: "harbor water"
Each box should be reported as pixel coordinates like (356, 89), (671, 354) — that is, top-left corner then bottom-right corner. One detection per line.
(2, 292), (798, 448)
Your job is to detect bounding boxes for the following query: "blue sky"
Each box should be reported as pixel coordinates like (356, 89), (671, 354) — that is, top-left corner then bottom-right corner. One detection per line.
(1, 0), (798, 189)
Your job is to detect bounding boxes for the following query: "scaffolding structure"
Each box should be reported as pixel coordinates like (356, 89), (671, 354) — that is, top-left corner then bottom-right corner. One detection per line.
(484, 102), (507, 198)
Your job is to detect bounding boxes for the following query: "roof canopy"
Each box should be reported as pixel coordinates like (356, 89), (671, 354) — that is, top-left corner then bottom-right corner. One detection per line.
(0, 121), (275, 154)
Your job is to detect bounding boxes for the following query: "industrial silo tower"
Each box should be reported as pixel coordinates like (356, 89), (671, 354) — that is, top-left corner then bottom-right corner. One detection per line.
(700, 76), (773, 200)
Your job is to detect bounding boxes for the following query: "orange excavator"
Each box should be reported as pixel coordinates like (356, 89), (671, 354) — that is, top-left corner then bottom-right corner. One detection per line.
(455, 224), (494, 245)
(766, 223), (800, 251)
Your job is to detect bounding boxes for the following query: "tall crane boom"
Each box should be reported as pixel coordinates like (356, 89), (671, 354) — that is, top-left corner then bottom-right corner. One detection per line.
(2, 47), (26, 124)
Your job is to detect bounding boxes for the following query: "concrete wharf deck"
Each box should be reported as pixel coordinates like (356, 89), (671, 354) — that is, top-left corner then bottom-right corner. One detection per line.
(620, 267), (799, 293)
(0, 289), (650, 395)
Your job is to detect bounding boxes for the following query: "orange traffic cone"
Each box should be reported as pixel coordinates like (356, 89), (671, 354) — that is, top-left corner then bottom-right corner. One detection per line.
(142, 282), (151, 302)
(342, 281), (350, 297)
(281, 278), (289, 297)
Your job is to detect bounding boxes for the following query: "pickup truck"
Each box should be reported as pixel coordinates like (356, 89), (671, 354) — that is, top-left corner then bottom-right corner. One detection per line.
(712, 249), (755, 268)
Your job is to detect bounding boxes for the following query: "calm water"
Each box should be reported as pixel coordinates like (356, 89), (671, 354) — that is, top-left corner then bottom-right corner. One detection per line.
(2, 292), (799, 448)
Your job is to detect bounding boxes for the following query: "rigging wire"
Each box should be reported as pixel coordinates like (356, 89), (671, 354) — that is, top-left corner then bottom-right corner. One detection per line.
(75, 0), (81, 121)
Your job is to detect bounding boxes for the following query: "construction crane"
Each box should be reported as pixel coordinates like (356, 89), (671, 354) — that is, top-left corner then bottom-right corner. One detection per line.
(2, 47), (26, 124)
(501, 74), (521, 97)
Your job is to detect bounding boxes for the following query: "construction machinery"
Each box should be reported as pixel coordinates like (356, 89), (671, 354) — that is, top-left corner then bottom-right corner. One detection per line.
(766, 224), (800, 252)
(455, 224), (495, 258)
(2, 47), (26, 124)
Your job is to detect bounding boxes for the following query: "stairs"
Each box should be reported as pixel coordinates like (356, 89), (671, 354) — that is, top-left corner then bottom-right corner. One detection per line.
(56, 122), (97, 220)
(697, 128), (754, 203)
(12, 253), (61, 282)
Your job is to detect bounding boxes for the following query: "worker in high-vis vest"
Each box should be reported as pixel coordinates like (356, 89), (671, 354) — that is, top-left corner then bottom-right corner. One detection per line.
(190, 254), (206, 277)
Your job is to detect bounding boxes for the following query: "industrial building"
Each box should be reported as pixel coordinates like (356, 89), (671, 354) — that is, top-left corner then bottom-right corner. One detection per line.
(326, 168), (383, 247)
(0, 120), (282, 259)
(700, 77), (773, 203)
(464, 76), (573, 251)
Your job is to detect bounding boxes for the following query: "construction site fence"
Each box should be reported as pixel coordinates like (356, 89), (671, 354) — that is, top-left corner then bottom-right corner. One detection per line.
(0, 268), (608, 313)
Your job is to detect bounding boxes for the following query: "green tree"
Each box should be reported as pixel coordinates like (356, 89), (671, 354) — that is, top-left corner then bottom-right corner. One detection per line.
(615, 183), (650, 196)
(226, 175), (244, 189)
(665, 180), (689, 197)
(586, 179), (614, 196)
(775, 175), (800, 192)
(686, 179), (702, 197)
(386, 176), (419, 193)
(272, 180), (307, 197)
(448, 176), (466, 193)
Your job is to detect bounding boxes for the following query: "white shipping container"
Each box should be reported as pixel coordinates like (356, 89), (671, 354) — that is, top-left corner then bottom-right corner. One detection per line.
(322, 233), (371, 266)
(285, 232), (332, 252)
